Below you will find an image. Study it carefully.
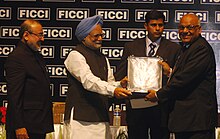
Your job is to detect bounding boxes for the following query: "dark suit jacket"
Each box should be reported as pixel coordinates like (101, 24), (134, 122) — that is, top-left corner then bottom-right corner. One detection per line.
(157, 35), (218, 132)
(115, 37), (180, 126)
(5, 41), (54, 134)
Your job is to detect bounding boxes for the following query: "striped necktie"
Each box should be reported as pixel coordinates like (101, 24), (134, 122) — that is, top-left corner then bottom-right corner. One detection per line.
(148, 43), (156, 57)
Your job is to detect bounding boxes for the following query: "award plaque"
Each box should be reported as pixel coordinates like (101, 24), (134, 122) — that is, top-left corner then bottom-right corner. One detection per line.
(127, 56), (162, 94)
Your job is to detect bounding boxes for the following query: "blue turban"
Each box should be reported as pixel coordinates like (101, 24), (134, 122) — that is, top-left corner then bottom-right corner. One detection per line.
(75, 15), (103, 42)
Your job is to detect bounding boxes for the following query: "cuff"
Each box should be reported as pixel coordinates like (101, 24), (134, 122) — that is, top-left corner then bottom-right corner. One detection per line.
(107, 86), (117, 97)
(155, 91), (159, 100)
(168, 68), (172, 77)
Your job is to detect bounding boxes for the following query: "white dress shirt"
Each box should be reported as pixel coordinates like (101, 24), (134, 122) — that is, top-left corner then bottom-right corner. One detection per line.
(64, 50), (121, 139)
(64, 50), (120, 97)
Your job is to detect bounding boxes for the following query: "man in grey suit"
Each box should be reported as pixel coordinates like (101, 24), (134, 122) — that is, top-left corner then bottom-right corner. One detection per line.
(5, 19), (54, 139)
(146, 13), (218, 139)
(115, 10), (180, 139)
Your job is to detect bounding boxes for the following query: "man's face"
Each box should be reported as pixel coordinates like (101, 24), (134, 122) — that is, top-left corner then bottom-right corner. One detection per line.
(178, 15), (201, 44)
(144, 18), (164, 42)
(83, 24), (104, 50)
(26, 23), (44, 51)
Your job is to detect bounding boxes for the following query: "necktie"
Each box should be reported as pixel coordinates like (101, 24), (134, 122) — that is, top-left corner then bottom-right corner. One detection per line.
(148, 43), (156, 57)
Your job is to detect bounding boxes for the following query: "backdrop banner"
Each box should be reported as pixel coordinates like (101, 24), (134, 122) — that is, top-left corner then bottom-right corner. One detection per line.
(0, 0), (220, 115)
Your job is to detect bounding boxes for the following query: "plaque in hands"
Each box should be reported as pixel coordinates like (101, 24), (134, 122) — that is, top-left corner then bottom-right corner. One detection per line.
(127, 56), (162, 94)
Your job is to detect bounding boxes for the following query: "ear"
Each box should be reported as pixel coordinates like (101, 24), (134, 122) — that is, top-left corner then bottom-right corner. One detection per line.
(81, 39), (86, 45)
(198, 26), (202, 34)
(144, 23), (148, 30)
(23, 31), (29, 41)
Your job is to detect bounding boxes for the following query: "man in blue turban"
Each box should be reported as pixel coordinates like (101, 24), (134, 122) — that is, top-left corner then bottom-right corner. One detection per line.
(64, 15), (132, 139)
(75, 15), (103, 42)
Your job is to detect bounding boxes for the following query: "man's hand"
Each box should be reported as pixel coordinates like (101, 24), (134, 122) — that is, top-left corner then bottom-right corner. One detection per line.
(158, 60), (171, 77)
(145, 90), (159, 102)
(16, 128), (29, 139)
(120, 76), (128, 88)
(114, 87), (132, 98)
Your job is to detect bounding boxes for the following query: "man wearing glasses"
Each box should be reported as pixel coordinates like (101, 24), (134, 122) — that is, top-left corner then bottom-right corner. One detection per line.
(63, 15), (131, 139)
(146, 13), (218, 139)
(5, 19), (54, 139)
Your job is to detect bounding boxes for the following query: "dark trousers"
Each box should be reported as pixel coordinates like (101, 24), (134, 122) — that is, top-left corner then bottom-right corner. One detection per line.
(6, 130), (46, 139)
(128, 126), (169, 139)
(126, 106), (169, 139)
(175, 129), (215, 139)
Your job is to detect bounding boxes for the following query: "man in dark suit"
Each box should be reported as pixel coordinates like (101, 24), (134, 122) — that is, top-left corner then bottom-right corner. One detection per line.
(146, 13), (218, 139)
(115, 10), (180, 139)
(5, 19), (54, 139)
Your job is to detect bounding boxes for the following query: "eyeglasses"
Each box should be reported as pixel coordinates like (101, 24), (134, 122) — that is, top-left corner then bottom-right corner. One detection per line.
(28, 31), (44, 39)
(89, 33), (105, 39)
(178, 25), (200, 30)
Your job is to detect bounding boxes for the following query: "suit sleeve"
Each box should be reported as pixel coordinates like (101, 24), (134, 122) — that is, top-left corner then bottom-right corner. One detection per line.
(5, 55), (26, 129)
(157, 44), (212, 102)
(114, 43), (131, 80)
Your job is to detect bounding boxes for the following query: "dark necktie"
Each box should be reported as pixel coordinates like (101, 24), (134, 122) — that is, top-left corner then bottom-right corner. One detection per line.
(148, 43), (156, 57)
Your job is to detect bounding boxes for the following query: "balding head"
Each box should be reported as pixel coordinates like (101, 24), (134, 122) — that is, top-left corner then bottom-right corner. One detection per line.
(178, 13), (201, 45)
(20, 19), (44, 51)
(180, 13), (200, 27)
(19, 19), (42, 39)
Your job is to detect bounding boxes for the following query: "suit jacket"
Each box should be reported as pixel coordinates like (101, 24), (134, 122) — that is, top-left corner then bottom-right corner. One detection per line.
(115, 37), (180, 126)
(5, 41), (54, 134)
(157, 35), (218, 132)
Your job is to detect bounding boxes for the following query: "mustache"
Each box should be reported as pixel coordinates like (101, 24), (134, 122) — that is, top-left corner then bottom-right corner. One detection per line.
(37, 41), (42, 46)
(94, 41), (102, 44)
(179, 32), (191, 36)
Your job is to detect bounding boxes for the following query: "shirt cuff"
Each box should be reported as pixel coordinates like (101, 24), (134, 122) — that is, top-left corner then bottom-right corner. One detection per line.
(168, 68), (172, 77)
(155, 91), (159, 100)
(107, 86), (117, 97)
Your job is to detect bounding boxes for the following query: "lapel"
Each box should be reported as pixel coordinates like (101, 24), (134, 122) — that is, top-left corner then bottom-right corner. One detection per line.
(168, 44), (188, 81)
(156, 38), (166, 56)
(20, 41), (50, 83)
(34, 52), (50, 83)
(134, 38), (147, 56)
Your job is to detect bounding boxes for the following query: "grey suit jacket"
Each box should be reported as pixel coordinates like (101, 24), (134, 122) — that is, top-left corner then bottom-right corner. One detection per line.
(115, 37), (180, 126)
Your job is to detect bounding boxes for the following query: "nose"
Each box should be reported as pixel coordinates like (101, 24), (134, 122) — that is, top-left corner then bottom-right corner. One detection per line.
(155, 25), (160, 30)
(180, 31), (188, 37)
(97, 35), (103, 41)
(40, 36), (44, 41)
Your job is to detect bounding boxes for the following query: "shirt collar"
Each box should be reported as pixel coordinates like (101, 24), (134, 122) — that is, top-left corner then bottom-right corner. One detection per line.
(146, 37), (161, 48)
(179, 42), (190, 49)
